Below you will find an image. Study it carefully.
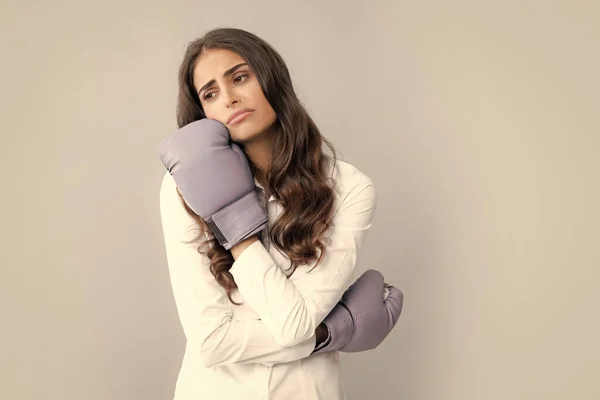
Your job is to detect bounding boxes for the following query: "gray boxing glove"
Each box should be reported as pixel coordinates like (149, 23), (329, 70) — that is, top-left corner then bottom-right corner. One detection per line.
(313, 269), (404, 354)
(157, 119), (267, 250)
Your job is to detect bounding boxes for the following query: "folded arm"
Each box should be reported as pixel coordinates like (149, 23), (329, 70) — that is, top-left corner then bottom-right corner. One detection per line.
(159, 172), (317, 368)
(228, 165), (377, 347)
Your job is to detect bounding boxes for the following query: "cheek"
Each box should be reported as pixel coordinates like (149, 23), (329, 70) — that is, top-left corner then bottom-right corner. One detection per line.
(202, 105), (224, 123)
(251, 84), (271, 109)
(264, 103), (277, 122)
(255, 93), (276, 119)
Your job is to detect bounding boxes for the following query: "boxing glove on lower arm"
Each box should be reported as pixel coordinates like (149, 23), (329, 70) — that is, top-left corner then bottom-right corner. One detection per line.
(314, 269), (404, 354)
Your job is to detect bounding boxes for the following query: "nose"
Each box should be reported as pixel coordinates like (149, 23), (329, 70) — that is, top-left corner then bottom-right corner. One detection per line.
(222, 86), (239, 107)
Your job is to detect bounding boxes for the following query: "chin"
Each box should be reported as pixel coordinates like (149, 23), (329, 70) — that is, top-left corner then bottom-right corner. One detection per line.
(230, 120), (273, 143)
(229, 127), (262, 143)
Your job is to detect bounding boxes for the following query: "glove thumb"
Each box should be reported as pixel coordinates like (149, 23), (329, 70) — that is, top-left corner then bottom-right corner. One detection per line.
(383, 285), (404, 326)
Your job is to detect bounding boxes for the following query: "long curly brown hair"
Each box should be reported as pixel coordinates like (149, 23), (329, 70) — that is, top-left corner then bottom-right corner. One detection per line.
(174, 27), (338, 304)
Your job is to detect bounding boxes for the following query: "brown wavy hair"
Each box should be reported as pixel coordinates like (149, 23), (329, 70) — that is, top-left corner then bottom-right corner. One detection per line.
(175, 27), (338, 304)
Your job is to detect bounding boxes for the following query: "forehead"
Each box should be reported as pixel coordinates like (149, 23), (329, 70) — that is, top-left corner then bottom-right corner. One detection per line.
(193, 48), (247, 87)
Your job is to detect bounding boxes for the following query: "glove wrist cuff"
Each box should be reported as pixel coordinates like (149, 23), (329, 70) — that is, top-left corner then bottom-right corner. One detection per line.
(314, 304), (354, 354)
(207, 190), (267, 250)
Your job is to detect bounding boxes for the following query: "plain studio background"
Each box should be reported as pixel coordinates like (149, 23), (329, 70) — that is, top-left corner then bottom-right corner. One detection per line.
(2, 1), (598, 399)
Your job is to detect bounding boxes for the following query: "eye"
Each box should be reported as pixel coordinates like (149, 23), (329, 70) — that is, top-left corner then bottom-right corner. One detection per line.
(202, 73), (248, 102)
(234, 73), (248, 83)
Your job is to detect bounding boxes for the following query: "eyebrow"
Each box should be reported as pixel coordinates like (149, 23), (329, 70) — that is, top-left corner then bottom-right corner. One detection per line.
(196, 63), (248, 96)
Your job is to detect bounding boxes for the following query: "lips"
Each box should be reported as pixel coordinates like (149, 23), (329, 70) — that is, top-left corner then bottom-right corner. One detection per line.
(227, 108), (253, 125)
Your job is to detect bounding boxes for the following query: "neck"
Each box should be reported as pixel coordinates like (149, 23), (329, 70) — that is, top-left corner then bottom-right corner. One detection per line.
(239, 127), (277, 184)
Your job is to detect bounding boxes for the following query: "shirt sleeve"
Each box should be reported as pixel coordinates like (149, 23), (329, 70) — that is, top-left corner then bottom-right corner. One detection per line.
(229, 166), (377, 348)
(159, 172), (316, 368)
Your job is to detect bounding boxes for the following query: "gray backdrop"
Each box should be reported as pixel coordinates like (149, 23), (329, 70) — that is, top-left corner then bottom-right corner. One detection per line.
(2, 0), (599, 399)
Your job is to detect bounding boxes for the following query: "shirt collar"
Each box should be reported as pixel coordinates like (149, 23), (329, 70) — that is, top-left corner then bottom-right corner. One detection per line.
(253, 176), (263, 189)
(254, 176), (275, 202)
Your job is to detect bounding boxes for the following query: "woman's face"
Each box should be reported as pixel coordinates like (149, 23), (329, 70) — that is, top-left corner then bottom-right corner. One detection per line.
(193, 48), (278, 143)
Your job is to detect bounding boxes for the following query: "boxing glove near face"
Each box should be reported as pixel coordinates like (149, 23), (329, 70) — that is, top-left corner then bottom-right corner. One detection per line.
(157, 119), (267, 250)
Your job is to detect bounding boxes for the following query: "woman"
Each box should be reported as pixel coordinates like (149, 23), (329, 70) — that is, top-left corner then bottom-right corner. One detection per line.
(157, 27), (403, 400)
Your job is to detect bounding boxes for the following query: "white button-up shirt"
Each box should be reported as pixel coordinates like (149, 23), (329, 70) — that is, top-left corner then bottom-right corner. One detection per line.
(158, 159), (377, 400)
